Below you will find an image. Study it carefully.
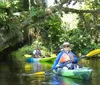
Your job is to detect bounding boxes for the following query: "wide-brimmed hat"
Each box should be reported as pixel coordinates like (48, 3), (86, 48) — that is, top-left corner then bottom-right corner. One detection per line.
(62, 42), (70, 48)
(63, 42), (70, 46)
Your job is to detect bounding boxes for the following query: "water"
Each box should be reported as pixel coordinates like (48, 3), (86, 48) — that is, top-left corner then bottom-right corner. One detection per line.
(0, 58), (100, 85)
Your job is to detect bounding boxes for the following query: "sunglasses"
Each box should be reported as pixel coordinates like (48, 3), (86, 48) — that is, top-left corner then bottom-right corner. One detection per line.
(63, 45), (70, 48)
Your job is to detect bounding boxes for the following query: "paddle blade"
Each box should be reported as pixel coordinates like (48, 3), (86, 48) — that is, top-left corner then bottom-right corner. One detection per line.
(34, 72), (45, 75)
(86, 49), (100, 57)
(24, 54), (32, 58)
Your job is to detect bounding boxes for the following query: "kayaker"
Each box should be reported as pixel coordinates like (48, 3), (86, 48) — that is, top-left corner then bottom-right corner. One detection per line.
(33, 48), (43, 58)
(52, 42), (78, 70)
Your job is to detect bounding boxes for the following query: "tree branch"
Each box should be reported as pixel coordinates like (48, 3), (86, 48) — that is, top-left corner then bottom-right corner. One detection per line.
(62, 7), (100, 14)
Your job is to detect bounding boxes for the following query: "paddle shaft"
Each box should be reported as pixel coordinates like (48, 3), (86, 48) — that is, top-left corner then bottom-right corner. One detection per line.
(45, 69), (52, 73)
(78, 55), (86, 60)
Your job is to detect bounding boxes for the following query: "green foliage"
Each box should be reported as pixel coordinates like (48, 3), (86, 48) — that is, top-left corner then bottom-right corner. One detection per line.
(0, 2), (29, 51)
(29, 6), (45, 19)
(80, 0), (100, 9)
(0, 2), (8, 21)
(21, 0), (29, 10)
(10, 43), (53, 62)
(10, 45), (34, 62)
(59, 27), (100, 55)
(0, 0), (100, 58)
(0, 1), (6, 8)
(28, 6), (64, 51)
(28, 3), (100, 55)
(39, 14), (64, 51)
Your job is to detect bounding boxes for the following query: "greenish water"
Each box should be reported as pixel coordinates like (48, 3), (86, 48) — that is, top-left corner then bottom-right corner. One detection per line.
(0, 58), (100, 85)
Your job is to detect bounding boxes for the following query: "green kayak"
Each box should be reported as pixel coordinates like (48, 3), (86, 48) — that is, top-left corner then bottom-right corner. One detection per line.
(26, 56), (56, 63)
(40, 56), (56, 62)
(53, 67), (93, 80)
(25, 54), (56, 63)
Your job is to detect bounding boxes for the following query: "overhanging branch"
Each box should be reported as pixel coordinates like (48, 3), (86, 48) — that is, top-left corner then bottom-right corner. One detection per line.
(62, 7), (100, 14)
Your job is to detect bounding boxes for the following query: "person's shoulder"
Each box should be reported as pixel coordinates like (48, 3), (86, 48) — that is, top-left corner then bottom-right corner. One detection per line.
(69, 50), (74, 53)
(69, 51), (74, 55)
(58, 51), (64, 55)
(33, 50), (36, 53)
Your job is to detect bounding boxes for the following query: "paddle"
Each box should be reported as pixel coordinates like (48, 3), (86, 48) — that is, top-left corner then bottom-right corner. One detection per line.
(34, 69), (52, 75)
(33, 62), (74, 75)
(33, 49), (100, 75)
(24, 54), (32, 58)
(86, 49), (100, 57)
(33, 61), (72, 75)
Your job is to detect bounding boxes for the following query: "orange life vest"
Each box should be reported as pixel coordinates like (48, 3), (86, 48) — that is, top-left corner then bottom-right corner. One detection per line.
(59, 53), (74, 63)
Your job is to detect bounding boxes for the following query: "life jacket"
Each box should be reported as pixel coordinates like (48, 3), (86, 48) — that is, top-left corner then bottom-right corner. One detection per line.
(59, 52), (74, 63)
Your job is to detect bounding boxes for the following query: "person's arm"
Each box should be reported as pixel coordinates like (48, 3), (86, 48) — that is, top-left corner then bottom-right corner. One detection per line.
(33, 50), (36, 54)
(32, 50), (36, 57)
(52, 52), (63, 70)
(71, 52), (78, 64)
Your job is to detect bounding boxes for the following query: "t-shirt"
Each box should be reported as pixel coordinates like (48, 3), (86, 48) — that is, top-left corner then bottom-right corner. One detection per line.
(33, 49), (42, 56)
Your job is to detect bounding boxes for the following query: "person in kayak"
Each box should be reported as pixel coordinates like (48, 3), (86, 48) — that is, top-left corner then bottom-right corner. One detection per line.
(33, 47), (43, 58)
(52, 42), (78, 70)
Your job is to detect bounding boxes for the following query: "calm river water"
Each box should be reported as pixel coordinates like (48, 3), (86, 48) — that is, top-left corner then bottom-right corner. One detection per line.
(0, 58), (100, 85)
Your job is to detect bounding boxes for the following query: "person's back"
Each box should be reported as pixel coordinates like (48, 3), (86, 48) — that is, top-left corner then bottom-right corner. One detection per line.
(33, 49), (42, 58)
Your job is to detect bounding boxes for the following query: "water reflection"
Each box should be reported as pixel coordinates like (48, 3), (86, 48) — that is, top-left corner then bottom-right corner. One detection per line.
(0, 62), (21, 85)
(52, 75), (83, 85)
(24, 62), (52, 73)
(21, 72), (84, 85)
(0, 58), (100, 85)
(79, 58), (100, 85)
(23, 62), (90, 85)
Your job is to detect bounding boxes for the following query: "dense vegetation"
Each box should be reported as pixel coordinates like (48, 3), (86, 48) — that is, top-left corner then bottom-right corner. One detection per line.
(0, 0), (100, 59)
